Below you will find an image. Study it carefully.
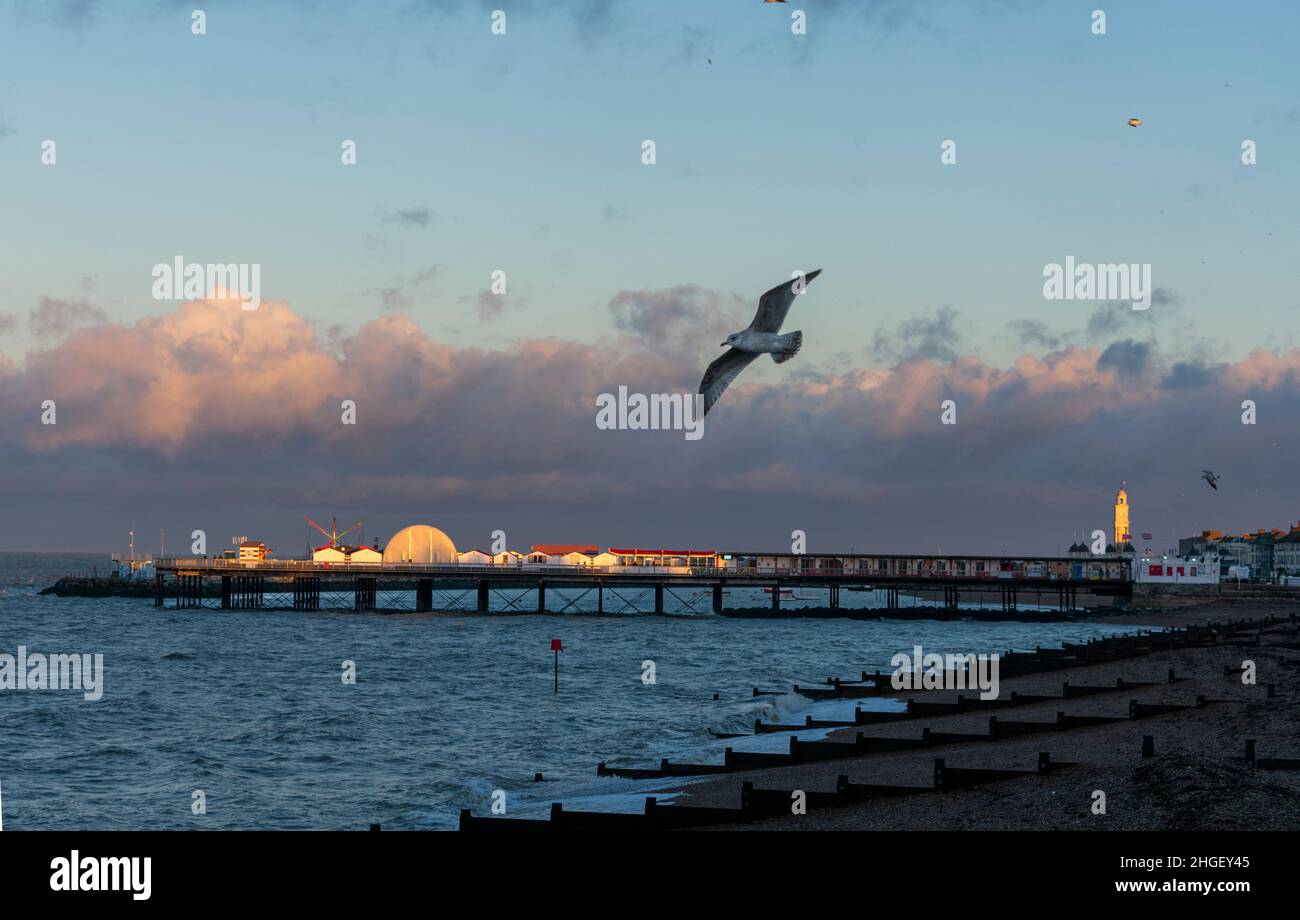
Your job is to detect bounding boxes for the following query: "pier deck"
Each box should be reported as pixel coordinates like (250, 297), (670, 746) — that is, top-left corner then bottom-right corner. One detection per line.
(150, 555), (1133, 614)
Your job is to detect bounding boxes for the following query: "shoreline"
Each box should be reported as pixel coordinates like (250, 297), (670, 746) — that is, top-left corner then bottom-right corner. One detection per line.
(459, 603), (1300, 831)
(665, 602), (1300, 830)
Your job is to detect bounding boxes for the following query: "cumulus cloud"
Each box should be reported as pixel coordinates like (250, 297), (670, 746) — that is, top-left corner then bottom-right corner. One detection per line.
(1097, 339), (1152, 377)
(1161, 359), (1226, 390)
(4, 293), (1299, 553)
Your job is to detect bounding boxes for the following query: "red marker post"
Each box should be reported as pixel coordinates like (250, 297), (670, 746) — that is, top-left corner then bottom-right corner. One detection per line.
(551, 638), (564, 694)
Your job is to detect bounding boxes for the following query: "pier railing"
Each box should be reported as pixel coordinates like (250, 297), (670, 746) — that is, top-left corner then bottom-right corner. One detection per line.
(152, 556), (1128, 583)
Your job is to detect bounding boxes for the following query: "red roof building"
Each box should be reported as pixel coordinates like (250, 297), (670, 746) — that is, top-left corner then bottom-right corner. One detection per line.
(530, 544), (599, 555)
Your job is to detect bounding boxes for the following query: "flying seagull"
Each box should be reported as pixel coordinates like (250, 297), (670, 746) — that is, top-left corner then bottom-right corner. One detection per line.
(698, 269), (821, 415)
(1127, 117), (1142, 127)
(1201, 470), (1221, 491)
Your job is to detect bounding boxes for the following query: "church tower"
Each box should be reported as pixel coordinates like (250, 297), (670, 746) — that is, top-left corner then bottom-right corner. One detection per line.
(1114, 483), (1130, 547)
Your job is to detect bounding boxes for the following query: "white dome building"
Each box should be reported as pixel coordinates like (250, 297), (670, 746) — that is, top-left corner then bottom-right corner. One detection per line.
(382, 525), (458, 564)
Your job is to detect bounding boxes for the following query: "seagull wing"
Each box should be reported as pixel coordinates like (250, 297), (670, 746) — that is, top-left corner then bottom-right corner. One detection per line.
(699, 347), (759, 415)
(749, 269), (821, 333)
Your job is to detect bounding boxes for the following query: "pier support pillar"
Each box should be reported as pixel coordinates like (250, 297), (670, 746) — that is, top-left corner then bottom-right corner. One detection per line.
(772, 583), (781, 611)
(654, 583), (664, 615)
(830, 584), (839, 610)
(354, 577), (376, 612)
(477, 580), (489, 613)
(712, 583), (723, 615)
(154, 573), (164, 608)
(221, 576), (231, 609)
(598, 581), (604, 615)
(293, 576), (321, 611)
(537, 582), (546, 614)
(415, 579), (432, 613)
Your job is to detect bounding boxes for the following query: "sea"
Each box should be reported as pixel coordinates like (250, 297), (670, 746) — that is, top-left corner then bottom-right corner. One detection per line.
(0, 552), (1141, 829)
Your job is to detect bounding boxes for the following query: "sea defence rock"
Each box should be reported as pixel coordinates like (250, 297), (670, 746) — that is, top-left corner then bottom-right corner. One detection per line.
(1134, 583), (1300, 608)
(39, 576), (156, 598)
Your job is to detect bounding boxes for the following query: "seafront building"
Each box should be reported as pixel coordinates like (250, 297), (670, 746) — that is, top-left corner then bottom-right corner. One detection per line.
(1114, 485), (1131, 546)
(1178, 523), (1300, 579)
(238, 541), (270, 562)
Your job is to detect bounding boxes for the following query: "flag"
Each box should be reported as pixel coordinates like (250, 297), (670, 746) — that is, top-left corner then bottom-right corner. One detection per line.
(1142, 533), (1153, 541)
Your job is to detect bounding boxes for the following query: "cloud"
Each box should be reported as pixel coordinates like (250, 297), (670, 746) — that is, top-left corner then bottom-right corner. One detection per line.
(4, 293), (1300, 554)
(1084, 288), (1178, 340)
(381, 206), (434, 229)
(458, 288), (522, 322)
(872, 306), (963, 365)
(600, 204), (628, 223)
(27, 296), (107, 339)
(1097, 339), (1152, 377)
(366, 265), (440, 312)
(1007, 319), (1060, 350)
(607, 284), (747, 362)
(1161, 359), (1226, 390)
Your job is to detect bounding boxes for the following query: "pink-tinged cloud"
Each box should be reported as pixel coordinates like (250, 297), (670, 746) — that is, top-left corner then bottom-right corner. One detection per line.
(2, 294), (1298, 552)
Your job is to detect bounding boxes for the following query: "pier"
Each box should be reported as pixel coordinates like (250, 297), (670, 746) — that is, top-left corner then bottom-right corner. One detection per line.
(149, 553), (1133, 614)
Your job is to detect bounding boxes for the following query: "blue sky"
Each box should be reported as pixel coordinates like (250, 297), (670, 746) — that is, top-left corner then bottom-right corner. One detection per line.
(2, 1), (1299, 553)
(3, 0), (1296, 362)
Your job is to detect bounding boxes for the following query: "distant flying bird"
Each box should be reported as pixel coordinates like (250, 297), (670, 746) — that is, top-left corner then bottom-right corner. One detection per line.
(1127, 117), (1142, 127)
(699, 270), (821, 415)
(1202, 470), (1221, 491)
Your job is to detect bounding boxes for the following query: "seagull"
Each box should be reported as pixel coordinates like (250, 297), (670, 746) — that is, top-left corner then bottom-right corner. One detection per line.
(1201, 470), (1221, 491)
(698, 270), (820, 415)
(1127, 117), (1142, 127)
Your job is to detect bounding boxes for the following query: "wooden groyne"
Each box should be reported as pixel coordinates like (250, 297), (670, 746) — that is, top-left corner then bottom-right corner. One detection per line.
(463, 612), (1292, 831)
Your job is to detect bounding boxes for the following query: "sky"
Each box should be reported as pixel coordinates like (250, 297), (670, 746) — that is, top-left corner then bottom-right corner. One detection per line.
(1, 0), (1298, 555)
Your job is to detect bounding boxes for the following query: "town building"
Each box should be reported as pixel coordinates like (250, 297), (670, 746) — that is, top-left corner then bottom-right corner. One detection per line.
(238, 541), (270, 562)
(1113, 485), (1131, 546)
(381, 525), (458, 564)
(1274, 523), (1300, 575)
(1136, 556), (1219, 584)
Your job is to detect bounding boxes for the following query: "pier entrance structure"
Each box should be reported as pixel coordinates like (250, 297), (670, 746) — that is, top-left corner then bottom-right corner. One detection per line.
(152, 552), (1132, 615)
